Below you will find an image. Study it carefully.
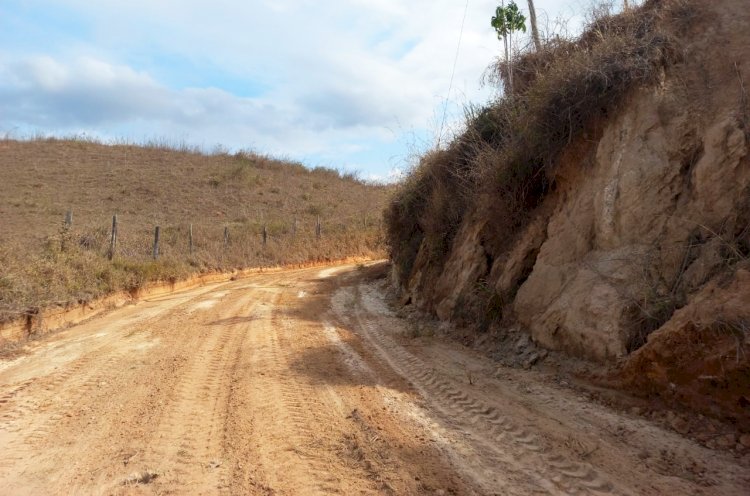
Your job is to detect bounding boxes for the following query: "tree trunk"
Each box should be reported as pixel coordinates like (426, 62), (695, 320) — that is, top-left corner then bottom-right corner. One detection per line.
(501, 0), (510, 94)
(508, 30), (514, 93)
(623, 0), (630, 9)
(504, 34), (510, 93)
(527, 0), (541, 51)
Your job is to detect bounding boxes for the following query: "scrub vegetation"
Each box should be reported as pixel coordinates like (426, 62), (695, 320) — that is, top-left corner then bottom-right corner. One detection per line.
(0, 137), (390, 322)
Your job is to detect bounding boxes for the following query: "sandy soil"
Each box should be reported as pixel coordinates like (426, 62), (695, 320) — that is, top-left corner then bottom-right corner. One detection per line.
(0, 262), (747, 495)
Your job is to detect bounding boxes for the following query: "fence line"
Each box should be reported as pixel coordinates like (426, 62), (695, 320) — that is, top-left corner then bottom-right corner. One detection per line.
(56, 210), (383, 262)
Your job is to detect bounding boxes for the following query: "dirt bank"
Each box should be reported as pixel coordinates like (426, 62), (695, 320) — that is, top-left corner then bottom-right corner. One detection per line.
(385, 0), (750, 428)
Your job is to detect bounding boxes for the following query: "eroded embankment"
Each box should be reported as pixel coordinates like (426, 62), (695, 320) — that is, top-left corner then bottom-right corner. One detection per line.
(385, 0), (750, 428)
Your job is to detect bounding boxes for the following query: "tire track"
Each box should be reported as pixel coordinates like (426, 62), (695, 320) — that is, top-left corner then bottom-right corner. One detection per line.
(268, 292), (347, 494)
(0, 283), (228, 437)
(266, 280), (477, 495)
(0, 279), (239, 492)
(0, 349), (131, 469)
(233, 292), (289, 490)
(231, 281), (387, 494)
(343, 284), (625, 496)
(225, 288), (318, 493)
(132, 289), (255, 494)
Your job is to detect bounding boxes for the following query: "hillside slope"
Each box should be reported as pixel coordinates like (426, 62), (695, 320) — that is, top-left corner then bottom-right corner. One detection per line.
(386, 0), (750, 428)
(0, 139), (389, 324)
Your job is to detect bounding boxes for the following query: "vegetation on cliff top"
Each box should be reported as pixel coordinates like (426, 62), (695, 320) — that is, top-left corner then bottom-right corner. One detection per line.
(385, 0), (692, 282)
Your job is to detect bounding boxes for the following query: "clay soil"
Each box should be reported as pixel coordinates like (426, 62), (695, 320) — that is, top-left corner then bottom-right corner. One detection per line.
(0, 262), (748, 495)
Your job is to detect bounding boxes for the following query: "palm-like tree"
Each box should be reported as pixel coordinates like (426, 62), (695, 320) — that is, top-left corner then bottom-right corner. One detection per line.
(491, 1), (526, 93)
(491, 3), (511, 89)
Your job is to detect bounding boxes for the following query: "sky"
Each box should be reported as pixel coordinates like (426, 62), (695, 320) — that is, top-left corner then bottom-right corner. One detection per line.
(0, 0), (615, 182)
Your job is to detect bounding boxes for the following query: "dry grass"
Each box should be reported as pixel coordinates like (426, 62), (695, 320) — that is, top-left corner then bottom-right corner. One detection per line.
(386, 0), (690, 283)
(0, 138), (391, 322)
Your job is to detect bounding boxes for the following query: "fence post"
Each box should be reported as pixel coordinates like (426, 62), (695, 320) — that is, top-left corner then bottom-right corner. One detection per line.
(262, 223), (268, 246)
(316, 216), (322, 239)
(153, 226), (161, 260)
(292, 217), (297, 238)
(224, 226), (229, 249)
(108, 214), (118, 260)
(189, 223), (194, 254)
(61, 210), (73, 252)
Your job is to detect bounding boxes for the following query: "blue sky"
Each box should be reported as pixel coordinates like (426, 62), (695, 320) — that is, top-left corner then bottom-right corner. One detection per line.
(0, 0), (615, 181)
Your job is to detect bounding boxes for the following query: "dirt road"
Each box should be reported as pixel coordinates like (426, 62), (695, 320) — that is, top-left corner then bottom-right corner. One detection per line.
(0, 262), (747, 495)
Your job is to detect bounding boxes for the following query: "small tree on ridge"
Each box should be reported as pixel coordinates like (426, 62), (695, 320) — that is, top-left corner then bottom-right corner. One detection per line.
(491, 1), (527, 93)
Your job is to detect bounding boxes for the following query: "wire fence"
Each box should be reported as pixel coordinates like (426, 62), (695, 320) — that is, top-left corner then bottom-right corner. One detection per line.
(55, 210), (385, 266)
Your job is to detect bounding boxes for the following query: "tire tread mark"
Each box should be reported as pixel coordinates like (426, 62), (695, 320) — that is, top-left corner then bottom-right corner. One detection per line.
(344, 284), (625, 496)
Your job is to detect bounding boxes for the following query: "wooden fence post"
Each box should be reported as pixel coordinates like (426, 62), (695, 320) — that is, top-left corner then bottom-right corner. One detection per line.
(262, 224), (268, 246)
(189, 223), (194, 254)
(224, 226), (229, 249)
(61, 210), (73, 252)
(316, 216), (322, 239)
(153, 226), (161, 260)
(108, 214), (118, 260)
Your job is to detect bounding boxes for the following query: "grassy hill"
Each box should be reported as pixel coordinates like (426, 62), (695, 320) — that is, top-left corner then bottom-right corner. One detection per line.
(0, 138), (390, 322)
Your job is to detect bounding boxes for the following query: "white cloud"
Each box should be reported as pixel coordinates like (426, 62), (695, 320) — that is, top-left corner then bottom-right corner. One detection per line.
(365, 166), (406, 184)
(0, 0), (603, 174)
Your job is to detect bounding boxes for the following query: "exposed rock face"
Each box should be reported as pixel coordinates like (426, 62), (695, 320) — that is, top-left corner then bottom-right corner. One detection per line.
(515, 94), (750, 359)
(432, 221), (489, 323)
(394, 0), (749, 387)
